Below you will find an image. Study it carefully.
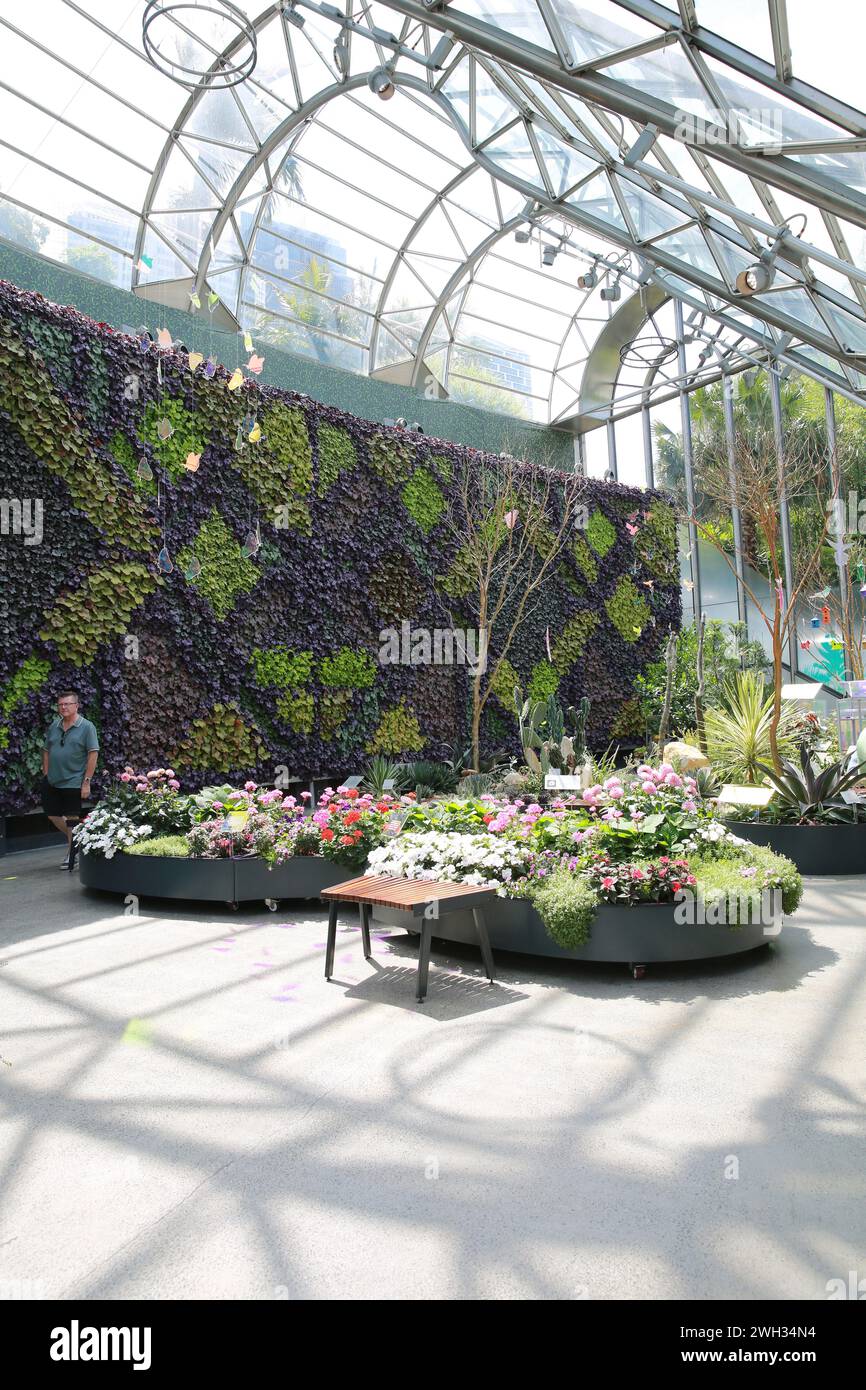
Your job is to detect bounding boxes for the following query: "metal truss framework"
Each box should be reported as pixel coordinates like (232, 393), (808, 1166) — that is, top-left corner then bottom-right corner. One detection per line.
(3, 0), (866, 428)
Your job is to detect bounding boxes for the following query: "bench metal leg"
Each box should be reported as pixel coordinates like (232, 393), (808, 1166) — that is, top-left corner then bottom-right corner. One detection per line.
(325, 901), (339, 980)
(416, 919), (433, 1002)
(360, 902), (372, 960)
(472, 908), (495, 984)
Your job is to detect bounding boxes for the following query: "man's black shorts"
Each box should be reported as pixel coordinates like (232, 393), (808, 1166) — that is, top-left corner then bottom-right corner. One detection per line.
(42, 779), (82, 819)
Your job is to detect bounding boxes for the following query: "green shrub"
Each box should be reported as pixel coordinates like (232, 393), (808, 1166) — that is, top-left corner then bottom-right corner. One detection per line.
(691, 845), (802, 920)
(606, 577), (650, 643)
(550, 611), (599, 675)
(141, 398), (206, 481)
(126, 834), (190, 858)
(527, 660), (559, 702)
(572, 535), (598, 583)
(366, 700), (424, 755)
(402, 467), (445, 533)
(39, 564), (159, 665)
(525, 869), (599, 948)
(317, 422), (356, 496)
(251, 646), (313, 688)
(319, 647), (377, 689)
(178, 510), (260, 620)
(369, 432), (413, 485)
(586, 509), (617, 558)
(277, 688), (314, 734)
(1, 656), (51, 715)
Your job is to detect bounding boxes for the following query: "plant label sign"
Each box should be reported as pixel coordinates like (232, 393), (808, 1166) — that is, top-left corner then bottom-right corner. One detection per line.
(841, 789), (866, 804)
(544, 774), (582, 790)
(717, 784), (776, 807)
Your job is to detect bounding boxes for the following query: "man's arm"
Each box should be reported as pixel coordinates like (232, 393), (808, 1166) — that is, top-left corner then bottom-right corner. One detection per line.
(81, 743), (98, 797)
(42, 746), (49, 777)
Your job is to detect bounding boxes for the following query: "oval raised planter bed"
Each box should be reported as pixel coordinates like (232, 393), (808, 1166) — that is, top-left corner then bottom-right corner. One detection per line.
(729, 820), (866, 875)
(79, 851), (350, 903)
(371, 895), (775, 967)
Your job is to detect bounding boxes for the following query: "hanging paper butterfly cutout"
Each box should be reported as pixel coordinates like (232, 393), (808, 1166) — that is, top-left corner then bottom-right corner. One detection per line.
(625, 522), (639, 536)
(683, 579), (694, 591)
(185, 556), (202, 581)
(247, 354), (265, 375)
(184, 452), (201, 471)
(188, 289), (202, 310)
(248, 421), (262, 444)
(504, 509), (519, 529)
(207, 291), (219, 310)
(136, 456), (153, 481)
(643, 579), (654, 591)
(136, 254), (153, 272)
(227, 368), (244, 391)
(235, 425), (246, 450)
(242, 331), (253, 352)
(138, 333), (151, 354)
(188, 351), (203, 372)
(157, 327), (173, 349)
(157, 417), (174, 441)
(157, 547), (173, 574)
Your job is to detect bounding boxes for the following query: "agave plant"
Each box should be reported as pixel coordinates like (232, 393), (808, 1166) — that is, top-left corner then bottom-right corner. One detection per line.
(704, 671), (796, 784)
(754, 749), (866, 824)
(361, 756), (406, 799)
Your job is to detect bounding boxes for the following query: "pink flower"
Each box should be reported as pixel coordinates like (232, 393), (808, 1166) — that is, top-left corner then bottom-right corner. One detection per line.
(601, 876), (615, 889)
(608, 786), (624, 799)
(637, 764), (654, 779)
(603, 776), (621, 790)
(119, 773), (131, 782)
(572, 831), (584, 844)
(740, 866), (757, 878)
(300, 791), (311, 800)
(165, 769), (175, 778)
(602, 807), (623, 822)
(631, 868), (645, 880)
(632, 810), (645, 822)
(640, 781), (656, 794)
(169, 779), (180, 791)
(682, 799), (696, 812)
(244, 781), (257, 792)
(664, 772), (683, 788)
(657, 763), (674, 778)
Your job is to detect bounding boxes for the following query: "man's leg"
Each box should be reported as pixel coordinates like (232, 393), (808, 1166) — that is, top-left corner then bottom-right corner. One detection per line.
(46, 815), (72, 848)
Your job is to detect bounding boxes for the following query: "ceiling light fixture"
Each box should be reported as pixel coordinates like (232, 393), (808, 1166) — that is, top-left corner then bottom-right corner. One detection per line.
(600, 276), (622, 302)
(333, 27), (350, 76)
(541, 244), (558, 266)
(368, 66), (395, 100)
(577, 263), (597, 290)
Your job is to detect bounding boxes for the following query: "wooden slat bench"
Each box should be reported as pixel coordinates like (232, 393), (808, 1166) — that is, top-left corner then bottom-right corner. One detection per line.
(320, 874), (497, 1002)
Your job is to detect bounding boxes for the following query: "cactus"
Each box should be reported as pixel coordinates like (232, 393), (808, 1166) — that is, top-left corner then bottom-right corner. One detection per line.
(515, 686), (591, 778)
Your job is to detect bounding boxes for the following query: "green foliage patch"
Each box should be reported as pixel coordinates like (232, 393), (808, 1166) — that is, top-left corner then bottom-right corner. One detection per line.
(178, 510), (260, 621)
(606, 577), (650, 643)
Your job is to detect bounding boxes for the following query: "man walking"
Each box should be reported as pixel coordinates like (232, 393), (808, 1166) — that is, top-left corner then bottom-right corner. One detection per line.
(42, 690), (99, 870)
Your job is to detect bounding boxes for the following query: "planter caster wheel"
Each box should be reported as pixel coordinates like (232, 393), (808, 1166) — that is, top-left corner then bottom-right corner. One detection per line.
(630, 963), (647, 980)
(226, 901), (239, 912)
(265, 898), (279, 912)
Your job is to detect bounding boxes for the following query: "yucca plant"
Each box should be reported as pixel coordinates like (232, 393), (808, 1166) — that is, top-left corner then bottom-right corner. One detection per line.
(704, 671), (796, 784)
(361, 756), (406, 799)
(755, 748), (866, 824)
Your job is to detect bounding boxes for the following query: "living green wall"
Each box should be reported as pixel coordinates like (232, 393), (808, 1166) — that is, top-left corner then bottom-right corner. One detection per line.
(0, 241), (574, 467)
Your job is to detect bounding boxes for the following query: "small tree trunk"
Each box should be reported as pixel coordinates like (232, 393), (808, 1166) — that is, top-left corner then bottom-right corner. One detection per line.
(694, 610), (707, 754)
(768, 596), (784, 775)
(657, 629), (677, 755)
(471, 667), (483, 772)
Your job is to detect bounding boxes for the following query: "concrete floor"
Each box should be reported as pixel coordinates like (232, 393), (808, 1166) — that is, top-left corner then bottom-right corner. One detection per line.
(0, 845), (865, 1301)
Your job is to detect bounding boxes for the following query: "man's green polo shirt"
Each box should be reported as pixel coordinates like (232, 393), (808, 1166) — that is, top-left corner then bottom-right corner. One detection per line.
(44, 716), (99, 789)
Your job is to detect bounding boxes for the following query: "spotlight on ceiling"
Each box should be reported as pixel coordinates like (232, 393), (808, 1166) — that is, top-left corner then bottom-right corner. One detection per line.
(600, 276), (621, 302)
(368, 67), (395, 100)
(282, 1), (305, 28)
(333, 28), (350, 76)
(541, 244), (558, 266)
(577, 265), (597, 290)
(514, 228), (531, 244)
(735, 257), (775, 295)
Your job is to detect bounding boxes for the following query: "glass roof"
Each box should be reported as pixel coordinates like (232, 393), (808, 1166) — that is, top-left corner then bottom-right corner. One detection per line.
(1, 0), (866, 424)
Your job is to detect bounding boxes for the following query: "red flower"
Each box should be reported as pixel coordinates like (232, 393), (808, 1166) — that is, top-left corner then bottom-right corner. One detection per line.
(376, 801), (390, 813)
(320, 827), (335, 841)
(344, 810), (361, 825)
(340, 834), (354, 846)
(671, 880), (682, 892)
(345, 788), (359, 799)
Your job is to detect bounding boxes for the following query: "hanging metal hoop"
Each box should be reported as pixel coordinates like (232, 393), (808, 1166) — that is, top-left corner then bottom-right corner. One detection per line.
(142, 1), (257, 89)
(619, 335), (679, 370)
